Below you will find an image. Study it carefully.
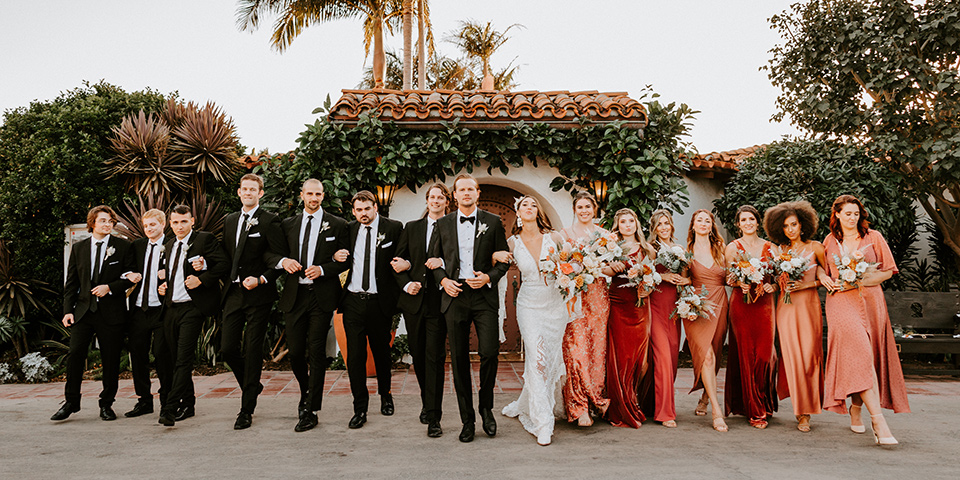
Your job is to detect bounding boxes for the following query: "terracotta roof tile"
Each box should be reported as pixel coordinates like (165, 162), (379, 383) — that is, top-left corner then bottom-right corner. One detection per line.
(329, 89), (648, 129)
(686, 145), (765, 175)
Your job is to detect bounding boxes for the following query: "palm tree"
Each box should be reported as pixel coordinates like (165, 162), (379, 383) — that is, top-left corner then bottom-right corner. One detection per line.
(236, 0), (404, 88)
(359, 50), (519, 91)
(400, 0), (434, 90)
(446, 20), (522, 90)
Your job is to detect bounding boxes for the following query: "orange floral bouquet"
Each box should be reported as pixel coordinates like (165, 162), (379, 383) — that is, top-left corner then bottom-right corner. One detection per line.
(772, 249), (812, 304)
(619, 256), (661, 306)
(729, 250), (772, 304)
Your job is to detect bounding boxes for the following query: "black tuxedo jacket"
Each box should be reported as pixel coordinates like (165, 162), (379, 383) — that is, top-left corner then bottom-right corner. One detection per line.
(274, 211), (350, 313)
(430, 209), (509, 312)
(393, 217), (439, 316)
(220, 208), (285, 307)
(63, 236), (136, 324)
(161, 231), (228, 317)
(341, 216), (403, 316)
(129, 236), (166, 309)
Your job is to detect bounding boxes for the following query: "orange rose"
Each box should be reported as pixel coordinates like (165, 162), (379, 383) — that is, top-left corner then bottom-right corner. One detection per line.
(575, 275), (584, 288)
(559, 262), (574, 275)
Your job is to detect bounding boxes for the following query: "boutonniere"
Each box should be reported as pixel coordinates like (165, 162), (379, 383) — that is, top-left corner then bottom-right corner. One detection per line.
(105, 246), (116, 259)
(319, 221), (330, 234)
(244, 216), (259, 231)
(476, 223), (489, 239)
(376, 232), (386, 247)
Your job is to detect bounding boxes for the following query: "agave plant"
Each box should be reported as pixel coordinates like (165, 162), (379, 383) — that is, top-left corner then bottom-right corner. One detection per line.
(187, 190), (226, 239)
(105, 110), (191, 204)
(0, 240), (54, 320)
(169, 101), (242, 193)
(0, 315), (28, 358)
(113, 193), (163, 240)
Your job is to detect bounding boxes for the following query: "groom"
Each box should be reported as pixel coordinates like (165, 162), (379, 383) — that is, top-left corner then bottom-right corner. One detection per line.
(430, 174), (509, 442)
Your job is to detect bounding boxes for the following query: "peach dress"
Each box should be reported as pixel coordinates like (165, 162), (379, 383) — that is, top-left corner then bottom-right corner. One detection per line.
(685, 259), (729, 393)
(822, 230), (910, 414)
(776, 249), (823, 416)
(561, 278), (611, 421)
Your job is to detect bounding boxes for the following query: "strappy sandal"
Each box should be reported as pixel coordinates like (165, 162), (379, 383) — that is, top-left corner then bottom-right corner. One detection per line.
(849, 405), (865, 433)
(749, 417), (768, 429)
(662, 420), (677, 428)
(712, 414), (728, 432)
(797, 414), (811, 432)
(695, 397), (709, 416)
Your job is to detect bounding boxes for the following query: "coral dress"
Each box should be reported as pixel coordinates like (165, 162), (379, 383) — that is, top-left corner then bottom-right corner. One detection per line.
(776, 248), (823, 416)
(646, 263), (681, 422)
(684, 259), (728, 393)
(604, 250), (651, 428)
(724, 241), (778, 421)
(822, 230), (910, 414)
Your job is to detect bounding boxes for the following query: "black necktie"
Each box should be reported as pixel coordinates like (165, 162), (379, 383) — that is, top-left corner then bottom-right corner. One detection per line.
(141, 243), (155, 311)
(460, 216), (475, 224)
(92, 241), (103, 284)
(230, 213), (249, 281)
(362, 226), (372, 292)
(300, 215), (314, 267)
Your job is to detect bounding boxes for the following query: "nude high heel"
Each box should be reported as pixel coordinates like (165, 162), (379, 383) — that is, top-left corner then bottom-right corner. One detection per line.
(871, 414), (898, 446)
(849, 405), (865, 434)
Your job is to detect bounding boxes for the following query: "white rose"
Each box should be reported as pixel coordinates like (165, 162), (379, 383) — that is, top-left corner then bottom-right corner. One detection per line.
(841, 269), (857, 283)
(672, 245), (684, 256)
(582, 273), (595, 285)
(653, 272), (662, 283)
(841, 256), (852, 266)
(791, 258), (804, 268)
(691, 295), (702, 306)
(571, 262), (584, 274)
(677, 303), (691, 317)
(780, 261), (792, 272)
(597, 246), (608, 255)
(749, 258), (761, 268)
(642, 274), (653, 285)
(855, 262), (868, 273)
(541, 260), (556, 272)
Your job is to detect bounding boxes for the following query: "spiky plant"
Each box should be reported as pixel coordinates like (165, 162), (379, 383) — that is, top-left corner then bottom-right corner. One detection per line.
(105, 110), (190, 204)
(168, 102), (242, 194)
(0, 240), (54, 320)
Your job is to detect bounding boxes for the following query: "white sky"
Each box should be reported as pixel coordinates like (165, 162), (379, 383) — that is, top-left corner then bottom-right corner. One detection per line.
(1, 0), (802, 155)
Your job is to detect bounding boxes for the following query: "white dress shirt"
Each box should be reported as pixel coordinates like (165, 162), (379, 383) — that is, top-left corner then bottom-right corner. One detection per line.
(457, 208), (478, 279)
(235, 204), (259, 246)
(136, 234), (164, 308)
(348, 214), (380, 293)
(170, 231), (193, 303)
(89, 234), (111, 282)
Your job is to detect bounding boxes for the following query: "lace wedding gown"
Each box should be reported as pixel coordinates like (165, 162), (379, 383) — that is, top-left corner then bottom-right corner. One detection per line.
(501, 234), (570, 444)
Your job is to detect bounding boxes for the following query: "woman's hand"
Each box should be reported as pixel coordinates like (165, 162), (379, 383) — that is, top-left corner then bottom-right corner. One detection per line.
(638, 287), (652, 299)
(662, 272), (687, 285)
(609, 261), (627, 273)
(762, 283), (776, 294)
(492, 250), (513, 265)
(818, 271), (839, 293)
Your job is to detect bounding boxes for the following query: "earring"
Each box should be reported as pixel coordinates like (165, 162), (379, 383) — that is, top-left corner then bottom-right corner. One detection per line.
(517, 217), (523, 228)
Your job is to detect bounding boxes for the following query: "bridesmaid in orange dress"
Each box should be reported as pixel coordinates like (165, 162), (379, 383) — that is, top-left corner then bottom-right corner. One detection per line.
(818, 195), (908, 446)
(723, 205), (778, 429)
(602, 208), (654, 428)
(559, 192), (610, 426)
(684, 209), (729, 432)
(763, 201), (825, 433)
(646, 209), (691, 428)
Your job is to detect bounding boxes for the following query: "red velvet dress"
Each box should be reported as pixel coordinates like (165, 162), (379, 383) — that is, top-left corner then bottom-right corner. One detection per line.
(724, 241), (778, 423)
(646, 263), (680, 422)
(604, 250), (651, 428)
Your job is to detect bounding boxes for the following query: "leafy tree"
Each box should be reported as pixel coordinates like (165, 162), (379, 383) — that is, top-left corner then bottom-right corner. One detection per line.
(766, 0), (960, 263)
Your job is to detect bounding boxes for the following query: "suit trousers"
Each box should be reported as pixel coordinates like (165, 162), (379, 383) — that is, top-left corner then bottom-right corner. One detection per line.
(446, 287), (500, 424)
(163, 302), (204, 413)
(285, 284), (332, 412)
(406, 289), (446, 422)
(221, 284), (272, 414)
(64, 310), (124, 407)
(127, 306), (170, 406)
(342, 292), (393, 414)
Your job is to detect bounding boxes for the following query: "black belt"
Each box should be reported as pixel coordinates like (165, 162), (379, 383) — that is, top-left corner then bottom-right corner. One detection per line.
(349, 291), (378, 300)
(168, 301), (194, 309)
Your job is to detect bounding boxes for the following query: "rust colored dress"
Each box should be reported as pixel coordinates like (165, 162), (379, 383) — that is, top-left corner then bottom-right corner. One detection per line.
(822, 230), (910, 414)
(724, 241), (778, 421)
(647, 263), (681, 422)
(776, 248), (823, 416)
(561, 253), (610, 420)
(604, 250), (651, 428)
(684, 259), (728, 393)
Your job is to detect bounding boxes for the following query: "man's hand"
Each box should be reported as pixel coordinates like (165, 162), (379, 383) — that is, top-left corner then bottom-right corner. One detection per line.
(405, 282), (422, 295)
(425, 257), (442, 270)
(441, 277), (462, 297)
(333, 249), (349, 263)
(158, 283), (167, 296)
(157, 269), (166, 281)
(126, 272), (143, 284)
(190, 256), (205, 271)
(281, 258), (302, 274)
(464, 271), (490, 289)
(391, 257), (411, 273)
(62, 314), (75, 328)
(91, 285), (111, 297)
(242, 276), (259, 290)
(184, 275), (201, 290)
(304, 265), (322, 280)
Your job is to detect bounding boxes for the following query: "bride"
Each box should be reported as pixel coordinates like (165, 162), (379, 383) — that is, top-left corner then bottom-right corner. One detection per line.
(495, 196), (571, 446)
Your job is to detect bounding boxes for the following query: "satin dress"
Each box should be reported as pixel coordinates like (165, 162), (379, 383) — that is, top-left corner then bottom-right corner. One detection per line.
(776, 249), (823, 416)
(684, 259), (728, 393)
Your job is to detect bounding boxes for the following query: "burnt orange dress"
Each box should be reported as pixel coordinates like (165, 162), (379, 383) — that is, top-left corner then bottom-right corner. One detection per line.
(561, 278), (611, 421)
(604, 250), (651, 428)
(822, 230), (910, 414)
(684, 259), (728, 393)
(647, 263), (680, 422)
(776, 248), (823, 416)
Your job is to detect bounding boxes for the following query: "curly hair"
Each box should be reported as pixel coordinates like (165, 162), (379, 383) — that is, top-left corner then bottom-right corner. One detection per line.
(829, 194), (870, 240)
(763, 200), (819, 245)
(686, 209), (725, 266)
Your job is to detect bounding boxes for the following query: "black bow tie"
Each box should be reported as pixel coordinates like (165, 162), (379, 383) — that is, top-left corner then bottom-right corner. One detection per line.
(460, 216), (475, 224)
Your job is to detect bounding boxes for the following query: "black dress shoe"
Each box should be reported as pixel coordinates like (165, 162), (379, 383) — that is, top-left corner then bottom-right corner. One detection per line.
(419, 409), (429, 425)
(348, 412), (367, 429)
(459, 422), (475, 443)
(175, 406), (195, 421)
(380, 394), (394, 416)
(100, 406), (117, 421)
(234, 412), (252, 430)
(124, 401), (154, 418)
(427, 421), (443, 438)
(51, 402), (80, 421)
(158, 411), (176, 427)
(295, 412), (318, 432)
(479, 408), (497, 437)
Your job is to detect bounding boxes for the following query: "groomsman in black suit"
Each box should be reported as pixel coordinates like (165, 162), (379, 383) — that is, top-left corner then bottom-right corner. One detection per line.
(123, 209), (171, 418)
(220, 173), (285, 430)
(392, 182), (451, 437)
(52, 206), (135, 421)
(156, 204), (228, 426)
(339, 190), (403, 429)
(430, 174), (509, 442)
(271, 178), (350, 432)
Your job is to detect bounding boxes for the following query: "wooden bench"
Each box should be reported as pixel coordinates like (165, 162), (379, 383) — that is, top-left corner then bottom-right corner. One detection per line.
(885, 291), (960, 375)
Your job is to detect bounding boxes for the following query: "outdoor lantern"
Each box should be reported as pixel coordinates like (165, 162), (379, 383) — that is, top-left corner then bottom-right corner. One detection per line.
(376, 184), (398, 208)
(590, 178), (609, 207)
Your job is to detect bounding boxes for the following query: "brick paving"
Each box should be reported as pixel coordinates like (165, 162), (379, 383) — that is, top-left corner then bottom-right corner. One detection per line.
(1, 363), (956, 400)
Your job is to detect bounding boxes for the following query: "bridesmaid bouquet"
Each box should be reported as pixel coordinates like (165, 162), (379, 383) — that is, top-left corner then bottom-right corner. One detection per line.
(619, 256), (661, 307)
(772, 249), (812, 304)
(540, 241), (594, 301)
(655, 244), (692, 274)
(579, 230), (627, 278)
(730, 251), (772, 304)
(672, 285), (714, 321)
(831, 247), (875, 295)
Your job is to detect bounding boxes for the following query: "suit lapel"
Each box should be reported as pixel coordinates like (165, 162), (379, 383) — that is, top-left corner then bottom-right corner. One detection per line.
(472, 210), (485, 264)
(224, 213), (238, 255)
(79, 238), (92, 284)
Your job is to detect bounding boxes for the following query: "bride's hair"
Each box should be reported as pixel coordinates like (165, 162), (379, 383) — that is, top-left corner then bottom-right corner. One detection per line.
(512, 196), (553, 235)
(612, 208), (655, 258)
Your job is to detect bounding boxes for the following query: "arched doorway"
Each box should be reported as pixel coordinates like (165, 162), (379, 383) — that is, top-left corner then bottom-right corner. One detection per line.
(475, 184), (524, 356)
